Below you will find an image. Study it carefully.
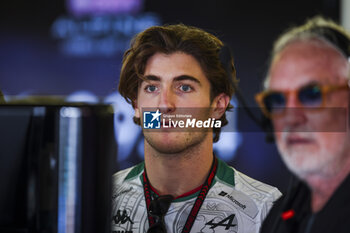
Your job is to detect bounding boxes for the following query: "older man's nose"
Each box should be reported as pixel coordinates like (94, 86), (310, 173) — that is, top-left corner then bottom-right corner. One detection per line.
(283, 93), (307, 128)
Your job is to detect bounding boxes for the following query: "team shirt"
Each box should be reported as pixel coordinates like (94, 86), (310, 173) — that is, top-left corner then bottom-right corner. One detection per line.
(112, 158), (281, 233)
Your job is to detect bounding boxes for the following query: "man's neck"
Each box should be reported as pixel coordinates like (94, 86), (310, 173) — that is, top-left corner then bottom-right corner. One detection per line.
(305, 156), (350, 213)
(144, 135), (214, 198)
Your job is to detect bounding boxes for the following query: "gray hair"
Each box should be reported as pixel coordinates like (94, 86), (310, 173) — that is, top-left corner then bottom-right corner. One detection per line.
(264, 16), (350, 89)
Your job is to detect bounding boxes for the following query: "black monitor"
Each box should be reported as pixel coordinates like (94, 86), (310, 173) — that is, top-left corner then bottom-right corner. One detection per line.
(0, 101), (117, 233)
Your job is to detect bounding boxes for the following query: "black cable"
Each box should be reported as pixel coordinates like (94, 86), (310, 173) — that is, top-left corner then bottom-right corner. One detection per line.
(219, 45), (274, 141)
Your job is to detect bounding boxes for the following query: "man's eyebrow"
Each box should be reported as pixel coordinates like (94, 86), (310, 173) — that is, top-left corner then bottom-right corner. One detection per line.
(143, 75), (160, 81)
(174, 75), (201, 85)
(142, 75), (201, 85)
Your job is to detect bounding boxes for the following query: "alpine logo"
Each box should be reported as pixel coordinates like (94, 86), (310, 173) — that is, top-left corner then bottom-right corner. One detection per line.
(113, 210), (134, 225)
(205, 214), (238, 230)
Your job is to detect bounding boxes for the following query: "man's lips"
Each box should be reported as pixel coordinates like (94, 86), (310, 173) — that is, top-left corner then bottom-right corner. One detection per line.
(286, 136), (313, 145)
(161, 120), (176, 129)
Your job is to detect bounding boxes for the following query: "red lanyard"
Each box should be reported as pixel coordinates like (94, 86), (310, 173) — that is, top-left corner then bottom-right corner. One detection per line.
(143, 157), (218, 233)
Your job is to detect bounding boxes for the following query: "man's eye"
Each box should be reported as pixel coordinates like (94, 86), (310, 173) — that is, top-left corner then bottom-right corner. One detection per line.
(179, 84), (193, 92)
(145, 85), (158, 93)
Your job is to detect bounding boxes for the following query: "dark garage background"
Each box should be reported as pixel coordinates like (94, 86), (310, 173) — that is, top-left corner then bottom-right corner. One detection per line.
(0, 0), (342, 193)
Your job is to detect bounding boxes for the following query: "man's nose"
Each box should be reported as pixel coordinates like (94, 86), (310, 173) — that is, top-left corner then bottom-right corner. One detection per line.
(283, 93), (307, 127)
(158, 87), (176, 113)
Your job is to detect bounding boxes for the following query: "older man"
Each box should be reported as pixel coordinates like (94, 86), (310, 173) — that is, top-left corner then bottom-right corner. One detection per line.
(256, 16), (350, 233)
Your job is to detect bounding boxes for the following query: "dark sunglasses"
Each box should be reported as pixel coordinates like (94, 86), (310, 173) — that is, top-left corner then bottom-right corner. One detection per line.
(255, 82), (349, 118)
(147, 195), (174, 233)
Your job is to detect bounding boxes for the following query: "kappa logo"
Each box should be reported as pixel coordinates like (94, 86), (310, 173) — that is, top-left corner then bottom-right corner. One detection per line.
(143, 110), (161, 129)
(205, 214), (238, 230)
(113, 210), (134, 225)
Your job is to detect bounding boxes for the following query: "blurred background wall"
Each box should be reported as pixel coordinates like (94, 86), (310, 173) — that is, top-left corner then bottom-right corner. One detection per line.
(0, 0), (347, 193)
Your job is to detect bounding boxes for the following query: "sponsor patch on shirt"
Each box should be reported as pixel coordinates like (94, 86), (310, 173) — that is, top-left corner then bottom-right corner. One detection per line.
(218, 189), (259, 218)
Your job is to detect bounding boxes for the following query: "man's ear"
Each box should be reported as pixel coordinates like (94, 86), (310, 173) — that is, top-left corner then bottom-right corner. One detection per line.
(132, 100), (140, 118)
(211, 93), (230, 119)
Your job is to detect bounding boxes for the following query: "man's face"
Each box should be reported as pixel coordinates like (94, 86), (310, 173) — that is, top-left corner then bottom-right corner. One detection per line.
(269, 40), (350, 179)
(134, 52), (224, 154)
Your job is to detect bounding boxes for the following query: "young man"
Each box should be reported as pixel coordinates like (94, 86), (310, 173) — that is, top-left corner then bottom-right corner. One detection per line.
(256, 17), (350, 233)
(113, 24), (281, 233)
